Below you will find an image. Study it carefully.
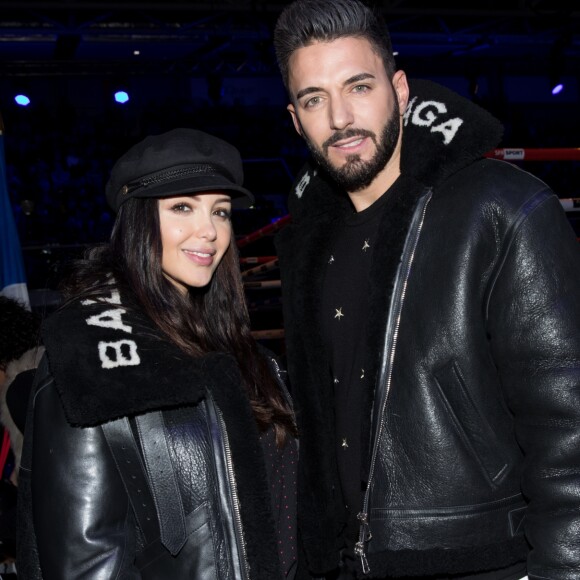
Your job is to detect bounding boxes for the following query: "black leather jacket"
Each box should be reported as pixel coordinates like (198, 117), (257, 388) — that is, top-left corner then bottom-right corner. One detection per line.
(17, 293), (285, 580)
(275, 80), (580, 579)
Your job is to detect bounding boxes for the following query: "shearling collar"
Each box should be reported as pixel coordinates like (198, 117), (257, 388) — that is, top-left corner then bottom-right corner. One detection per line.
(41, 289), (239, 428)
(286, 79), (503, 222)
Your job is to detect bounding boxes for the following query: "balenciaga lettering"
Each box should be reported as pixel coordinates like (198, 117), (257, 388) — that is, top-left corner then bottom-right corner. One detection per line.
(403, 96), (464, 145)
(81, 290), (141, 369)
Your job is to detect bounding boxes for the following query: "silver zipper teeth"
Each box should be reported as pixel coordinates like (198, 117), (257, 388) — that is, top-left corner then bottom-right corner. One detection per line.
(218, 411), (251, 580)
(355, 192), (432, 575)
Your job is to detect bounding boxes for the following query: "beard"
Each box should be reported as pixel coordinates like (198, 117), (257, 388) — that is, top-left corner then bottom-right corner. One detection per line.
(303, 98), (400, 193)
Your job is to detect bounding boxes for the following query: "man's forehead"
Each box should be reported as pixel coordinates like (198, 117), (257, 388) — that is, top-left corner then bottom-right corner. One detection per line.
(288, 37), (383, 93)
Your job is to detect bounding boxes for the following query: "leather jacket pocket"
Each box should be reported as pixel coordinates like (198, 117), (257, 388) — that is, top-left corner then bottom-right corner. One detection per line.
(433, 361), (510, 487)
(136, 503), (218, 579)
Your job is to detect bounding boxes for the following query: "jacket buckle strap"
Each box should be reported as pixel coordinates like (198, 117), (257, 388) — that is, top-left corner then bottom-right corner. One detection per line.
(101, 417), (160, 545)
(135, 411), (187, 556)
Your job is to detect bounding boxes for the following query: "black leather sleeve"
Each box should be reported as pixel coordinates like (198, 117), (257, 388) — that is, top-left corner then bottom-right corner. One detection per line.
(487, 191), (580, 579)
(29, 372), (141, 579)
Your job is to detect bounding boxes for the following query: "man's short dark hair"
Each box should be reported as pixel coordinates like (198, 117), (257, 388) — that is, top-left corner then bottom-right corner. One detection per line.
(0, 297), (40, 371)
(273, 0), (396, 93)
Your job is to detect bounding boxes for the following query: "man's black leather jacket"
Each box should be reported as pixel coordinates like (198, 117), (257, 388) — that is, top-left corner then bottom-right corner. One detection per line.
(275, 80), (580, 579)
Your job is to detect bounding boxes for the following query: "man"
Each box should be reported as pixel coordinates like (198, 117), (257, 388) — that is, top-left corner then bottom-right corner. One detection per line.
(273, 1), (580, 579)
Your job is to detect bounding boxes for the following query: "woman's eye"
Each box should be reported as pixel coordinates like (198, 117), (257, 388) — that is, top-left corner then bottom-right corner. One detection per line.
(171, 203), (191, 213)
(214, 208), (232, 219)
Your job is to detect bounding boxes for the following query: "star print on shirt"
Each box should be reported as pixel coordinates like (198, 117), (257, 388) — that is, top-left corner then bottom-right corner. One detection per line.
(334, 307), (344, 320)
(329, 255), (335, 264)
(362, 239), (370, 251)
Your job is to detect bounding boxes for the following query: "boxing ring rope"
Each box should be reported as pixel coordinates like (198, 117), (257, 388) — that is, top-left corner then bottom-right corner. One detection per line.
(237, 218), (287, 338)
(484, 147), (580, 241)
(484, 148), (580, 161)
(240, 256), (277, 265)
(242, 258), (279, 279)
(236, 214), (291, 248)
(244, 280), (282, 290)
(251, 329), (285, 340)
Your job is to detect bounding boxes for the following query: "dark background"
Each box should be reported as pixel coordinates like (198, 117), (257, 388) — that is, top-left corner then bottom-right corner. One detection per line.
(1, 1), (578, 323)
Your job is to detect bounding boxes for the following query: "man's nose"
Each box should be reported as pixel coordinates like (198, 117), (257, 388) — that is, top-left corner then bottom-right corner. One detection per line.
(329, 96), (354, 131)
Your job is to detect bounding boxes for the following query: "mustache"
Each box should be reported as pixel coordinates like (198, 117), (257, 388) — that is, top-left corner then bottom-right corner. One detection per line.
(323, 128), (377, 152)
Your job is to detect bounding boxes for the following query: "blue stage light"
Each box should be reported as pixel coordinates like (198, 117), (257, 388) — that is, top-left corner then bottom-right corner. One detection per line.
(114, 91), (130, 104)
(14, 94), (31, 106)
(551, 83), (564, 95)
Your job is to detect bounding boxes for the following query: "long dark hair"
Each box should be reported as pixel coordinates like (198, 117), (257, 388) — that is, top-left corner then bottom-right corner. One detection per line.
(61, 197), (296, 445)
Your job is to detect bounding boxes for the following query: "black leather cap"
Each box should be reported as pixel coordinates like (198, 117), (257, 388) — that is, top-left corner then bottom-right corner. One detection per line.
(105, 128), (254, 211)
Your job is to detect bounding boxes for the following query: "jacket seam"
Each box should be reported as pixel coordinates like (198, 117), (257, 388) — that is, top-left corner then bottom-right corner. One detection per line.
(484, 188), (554, 320)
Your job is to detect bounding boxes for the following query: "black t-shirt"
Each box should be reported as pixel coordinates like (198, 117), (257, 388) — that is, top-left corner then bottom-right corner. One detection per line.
(321, 192), (389, 539)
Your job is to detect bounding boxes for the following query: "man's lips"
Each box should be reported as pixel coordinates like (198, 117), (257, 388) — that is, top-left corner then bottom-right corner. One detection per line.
(332, 136), (366, 150)
(323, 129), (375, 152)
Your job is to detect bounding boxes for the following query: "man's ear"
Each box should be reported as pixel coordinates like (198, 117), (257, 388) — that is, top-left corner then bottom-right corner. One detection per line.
(392, 70), (410, 115)
(287, 103), (303, 136)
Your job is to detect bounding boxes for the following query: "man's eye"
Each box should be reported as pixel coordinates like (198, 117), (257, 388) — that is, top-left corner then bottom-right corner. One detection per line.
(352, 84), (370, 93)
(304, 96), (321, 108)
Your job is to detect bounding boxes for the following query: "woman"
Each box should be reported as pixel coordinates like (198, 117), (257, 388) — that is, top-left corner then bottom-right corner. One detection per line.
(17, 129), (298, 579)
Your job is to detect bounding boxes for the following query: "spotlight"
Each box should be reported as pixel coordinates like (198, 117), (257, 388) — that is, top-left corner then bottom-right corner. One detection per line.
(114, 91), (130, 104)
(14, 94), (31, 106)
(548, 34), (570, 97)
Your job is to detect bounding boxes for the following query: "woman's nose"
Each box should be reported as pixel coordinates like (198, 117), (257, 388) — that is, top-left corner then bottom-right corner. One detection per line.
(195, 213), (217, 240)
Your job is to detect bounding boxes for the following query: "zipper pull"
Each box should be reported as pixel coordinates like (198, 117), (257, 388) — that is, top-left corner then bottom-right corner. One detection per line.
(354, 541), (370, 575)
(355, 512), (372, 575)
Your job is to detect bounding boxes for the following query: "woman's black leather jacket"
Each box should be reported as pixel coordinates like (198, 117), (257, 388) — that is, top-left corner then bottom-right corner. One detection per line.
(17, 294), (285, 580)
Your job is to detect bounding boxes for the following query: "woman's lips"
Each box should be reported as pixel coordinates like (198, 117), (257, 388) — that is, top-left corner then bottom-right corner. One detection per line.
(182, 249), (215, 266)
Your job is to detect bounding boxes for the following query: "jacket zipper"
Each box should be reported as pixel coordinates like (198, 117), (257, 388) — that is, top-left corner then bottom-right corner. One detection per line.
(216, 405), (251, 580)
(355, 190), (433, 574)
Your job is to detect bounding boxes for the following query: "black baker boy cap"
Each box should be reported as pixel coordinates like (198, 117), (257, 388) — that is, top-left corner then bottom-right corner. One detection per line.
(106, 128), (255, 211)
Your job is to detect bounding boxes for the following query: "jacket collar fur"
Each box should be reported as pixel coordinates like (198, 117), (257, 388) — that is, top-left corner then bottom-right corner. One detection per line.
(41, 289), (239, 427)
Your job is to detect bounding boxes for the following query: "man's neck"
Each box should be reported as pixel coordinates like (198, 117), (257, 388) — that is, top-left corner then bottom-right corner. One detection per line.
(346, 141), (403, 212)
(348, 166), (401, 212)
